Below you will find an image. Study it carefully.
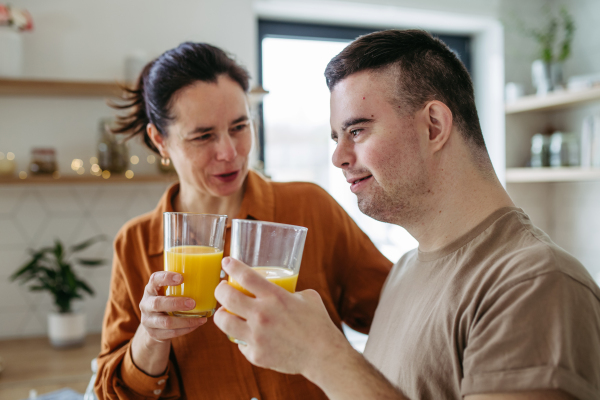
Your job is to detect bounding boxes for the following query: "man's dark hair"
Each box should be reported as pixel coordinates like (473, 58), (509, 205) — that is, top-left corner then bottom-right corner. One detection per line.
(325, 29), (486, 149)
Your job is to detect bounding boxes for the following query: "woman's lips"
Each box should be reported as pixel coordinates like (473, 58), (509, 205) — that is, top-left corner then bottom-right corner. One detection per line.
(214, 170), (240, 183)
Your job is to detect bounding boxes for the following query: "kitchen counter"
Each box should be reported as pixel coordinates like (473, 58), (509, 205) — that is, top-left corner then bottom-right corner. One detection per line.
(0, 334), (101, 399)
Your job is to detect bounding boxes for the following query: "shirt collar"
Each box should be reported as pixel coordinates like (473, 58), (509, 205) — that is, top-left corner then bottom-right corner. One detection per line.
(147, 170), (274, 256)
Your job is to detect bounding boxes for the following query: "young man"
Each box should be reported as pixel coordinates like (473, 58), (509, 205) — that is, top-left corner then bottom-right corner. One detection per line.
(214, 30), (600, 400)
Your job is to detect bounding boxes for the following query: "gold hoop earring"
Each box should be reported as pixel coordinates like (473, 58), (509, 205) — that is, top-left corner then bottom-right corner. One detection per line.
(161, 157), (171, 166)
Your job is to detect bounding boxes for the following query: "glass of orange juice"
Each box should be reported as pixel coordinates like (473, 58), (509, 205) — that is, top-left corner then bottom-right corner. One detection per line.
(164, 212), (227, 318)
(227, 219), (308, 344)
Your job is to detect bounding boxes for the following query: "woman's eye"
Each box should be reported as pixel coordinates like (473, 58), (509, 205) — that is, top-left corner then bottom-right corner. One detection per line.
(193, 134), (212, 141)
(232, 123), (248, 132)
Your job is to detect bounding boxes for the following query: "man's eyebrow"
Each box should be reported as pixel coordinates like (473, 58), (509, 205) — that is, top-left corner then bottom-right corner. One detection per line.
(341, 117), (374, 131)
(187, 115), (249, 135)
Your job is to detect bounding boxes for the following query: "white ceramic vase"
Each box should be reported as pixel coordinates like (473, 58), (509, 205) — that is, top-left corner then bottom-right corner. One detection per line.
(0, 26), (23, 77)
(48, 312), (86, 348)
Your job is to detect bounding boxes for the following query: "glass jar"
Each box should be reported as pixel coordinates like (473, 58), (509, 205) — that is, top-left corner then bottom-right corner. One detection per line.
(530, 134), (550, 167)
(29, 148), (57, 175)
(97, 118), (129, 174)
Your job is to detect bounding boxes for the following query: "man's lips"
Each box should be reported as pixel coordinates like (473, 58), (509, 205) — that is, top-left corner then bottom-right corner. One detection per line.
(347, 174), (373, 193)
(214, 170), (240, 183)
(346, 175), (372, 184)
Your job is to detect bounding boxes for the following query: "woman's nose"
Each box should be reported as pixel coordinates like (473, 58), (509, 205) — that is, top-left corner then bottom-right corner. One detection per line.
(215, 133), (237, 162)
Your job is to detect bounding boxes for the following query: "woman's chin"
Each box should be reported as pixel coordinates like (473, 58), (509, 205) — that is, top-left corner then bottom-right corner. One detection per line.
(208, 175), (245, 197)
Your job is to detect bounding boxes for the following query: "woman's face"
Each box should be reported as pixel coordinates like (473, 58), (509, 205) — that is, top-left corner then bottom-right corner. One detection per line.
(160, 75), (253, 198)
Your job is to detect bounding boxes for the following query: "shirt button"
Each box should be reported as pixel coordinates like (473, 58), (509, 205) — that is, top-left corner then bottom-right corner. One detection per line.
(157, 379), (166, 385)
(154, 389), (162, 395)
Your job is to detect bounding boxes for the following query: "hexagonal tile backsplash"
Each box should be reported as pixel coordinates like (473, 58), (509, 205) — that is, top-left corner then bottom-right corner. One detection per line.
(0, 182), (170, 339)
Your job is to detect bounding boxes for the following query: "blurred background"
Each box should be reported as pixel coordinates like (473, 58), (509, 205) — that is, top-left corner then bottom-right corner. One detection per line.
(0, 0), (599, 398)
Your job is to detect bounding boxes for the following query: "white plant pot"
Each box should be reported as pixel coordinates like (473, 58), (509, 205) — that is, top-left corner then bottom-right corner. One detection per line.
(0, 27), (23, 77)
(48, 312), (86, 348)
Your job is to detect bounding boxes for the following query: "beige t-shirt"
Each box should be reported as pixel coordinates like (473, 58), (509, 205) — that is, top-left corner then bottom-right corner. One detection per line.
(364, 207), (600, 400)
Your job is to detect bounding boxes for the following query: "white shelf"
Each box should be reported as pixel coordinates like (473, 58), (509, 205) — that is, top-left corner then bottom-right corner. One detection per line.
(506, 167), (600, 183)
(505, 86), (600, 114)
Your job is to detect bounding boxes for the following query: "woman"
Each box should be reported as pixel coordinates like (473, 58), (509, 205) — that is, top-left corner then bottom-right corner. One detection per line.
(95, 42), (391, 400)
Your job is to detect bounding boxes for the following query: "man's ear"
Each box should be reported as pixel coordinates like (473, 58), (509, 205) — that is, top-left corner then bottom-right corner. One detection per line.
(424, 101), (453, 153)
(147, 123), (168, 158)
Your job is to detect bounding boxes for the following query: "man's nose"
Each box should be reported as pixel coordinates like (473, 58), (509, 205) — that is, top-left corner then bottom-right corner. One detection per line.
(332, 139), (354, 170)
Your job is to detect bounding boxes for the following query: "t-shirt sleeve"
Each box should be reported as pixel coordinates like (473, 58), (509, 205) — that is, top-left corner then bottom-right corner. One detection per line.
(94, 230), (181, 400)
(461, 271), (600, 400)
(326, 194), (393, 334)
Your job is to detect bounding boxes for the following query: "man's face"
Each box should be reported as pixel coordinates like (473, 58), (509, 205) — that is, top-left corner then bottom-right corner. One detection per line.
(330, 70), (429, 224)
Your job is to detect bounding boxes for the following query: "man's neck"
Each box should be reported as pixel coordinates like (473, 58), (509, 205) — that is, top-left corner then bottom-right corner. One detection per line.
(405, 159), (514, 253)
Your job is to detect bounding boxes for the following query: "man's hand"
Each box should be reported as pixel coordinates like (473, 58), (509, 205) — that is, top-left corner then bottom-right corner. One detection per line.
(213, 257), (351, 376)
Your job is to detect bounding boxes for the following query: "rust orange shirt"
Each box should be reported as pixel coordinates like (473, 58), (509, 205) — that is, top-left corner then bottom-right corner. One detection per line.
(95, 171), (392, 400)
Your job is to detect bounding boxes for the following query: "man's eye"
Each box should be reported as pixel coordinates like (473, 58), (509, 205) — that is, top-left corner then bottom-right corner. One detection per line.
(350, 129), (362, 137)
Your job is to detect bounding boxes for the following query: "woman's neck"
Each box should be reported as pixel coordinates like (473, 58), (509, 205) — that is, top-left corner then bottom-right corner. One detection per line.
(174, 180), (246, 220)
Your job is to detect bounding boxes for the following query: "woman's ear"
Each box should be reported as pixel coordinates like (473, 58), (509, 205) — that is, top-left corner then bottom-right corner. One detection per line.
(424, 101), (453, 153)
(147, 123), (168, 157)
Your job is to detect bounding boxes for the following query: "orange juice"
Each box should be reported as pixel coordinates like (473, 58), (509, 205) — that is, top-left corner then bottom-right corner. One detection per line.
(165, 245), (223, 317)
(228, 266), (299, 296)
(227, 267), (298, 343)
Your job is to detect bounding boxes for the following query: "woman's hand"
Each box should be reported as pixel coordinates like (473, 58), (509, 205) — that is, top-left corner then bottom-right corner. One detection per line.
(131, 271), (207, 376)
(139, 271), (207, 342)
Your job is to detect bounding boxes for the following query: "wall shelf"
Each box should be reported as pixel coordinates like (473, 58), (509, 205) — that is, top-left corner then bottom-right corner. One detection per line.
(0, 174), (177, 185)
(506, 167), (600, 183)
(0, 78), (124, 97)
(505, 86), (600, 114)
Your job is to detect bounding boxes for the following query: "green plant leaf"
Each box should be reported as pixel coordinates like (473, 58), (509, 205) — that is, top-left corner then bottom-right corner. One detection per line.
(70, 235), (107, 253)
(54, 240), (64, 262)
(77, 279), (95, 296)
(76, 258), (106, 267)
(28, 247), (55, 256)
(65, 269), (77, 292)
(10, 252), (45, 281)
(11, 235), (108, 312)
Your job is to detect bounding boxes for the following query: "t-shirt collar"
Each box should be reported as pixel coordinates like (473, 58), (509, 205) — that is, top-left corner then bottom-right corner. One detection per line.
(417, 206), (523, 262)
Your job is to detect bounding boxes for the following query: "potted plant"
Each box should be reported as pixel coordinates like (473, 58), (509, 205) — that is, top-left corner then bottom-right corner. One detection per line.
(10, 236), (107, 348)
(514, 6), (575, 95)
(0, 4), (33, 77)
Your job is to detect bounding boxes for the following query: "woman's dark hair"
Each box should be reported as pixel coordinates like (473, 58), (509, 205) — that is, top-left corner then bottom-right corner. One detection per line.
(112, 42), (250, 153)
(325, 29), (486, 150)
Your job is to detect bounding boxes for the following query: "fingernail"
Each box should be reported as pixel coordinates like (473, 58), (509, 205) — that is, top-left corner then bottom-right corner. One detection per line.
(174, 274), (183, 284)
(185, 299), (195, 309)
(222, 257), (231, 268)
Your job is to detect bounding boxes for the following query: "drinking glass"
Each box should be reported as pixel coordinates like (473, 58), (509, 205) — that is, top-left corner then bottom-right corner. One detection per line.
(227, 219), (308, 343)
(164, 212), (227, 318)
